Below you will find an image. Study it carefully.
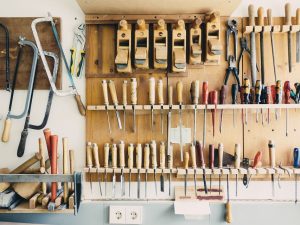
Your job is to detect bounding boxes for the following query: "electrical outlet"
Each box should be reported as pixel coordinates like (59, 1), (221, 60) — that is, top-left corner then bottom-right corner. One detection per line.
(109, 206), (126, 224)
(125, 206), (143, 224)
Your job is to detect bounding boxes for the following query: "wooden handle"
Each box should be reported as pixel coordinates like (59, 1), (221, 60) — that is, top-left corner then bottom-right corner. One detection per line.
(43, 128), (51, 160)
(285, 3), (292, 25)
(218, 143), (224, 169)
(10, 153), (42, 174)
(102, 80), (109, 105)
(202, 81), (208, 104)
(157, 19), (166, 30)
(190, 144), (197, 169)
(122, 80), (127, 106)
(39, 138), (46, 171)
(130, 78), (137, 105)
(74, 94), (86, 116)
(257, 7), (264, 26)
(234, 144), (241, 169)
(69, 149), (75, 192)
(226, 202), (232, 223)
(120, 19), (128, 30)
(1, 118), (11, 142)
(167, 145), (173, 169)
(62, 137), (69, 204)
(191, 80), (200, 104)
(128, 143), (134, 169)
(149, 77), (156, 105)
(160, 142), (166, 169)
(86, 142), (93, 167)
(253, 151), (262, 168)
(144, 143), (150, 169)
(267, 9), (273, 26)
(176, 81), (183, 104)
(196, 141), (205, 167)
(111, 144), (117, 169)
(92, 143), (100, 168)
(50, 135), (58, 202)
(158, 79), (164, 105)
(150, 140), (157, 168)
(297, 8), (300, 25)
(137, 19), (146, 30)
(209, 144), (214, 169)
(248, 4), (255, 26)
(268, 140), (276, 168)
(119, 140), (125, 168)
(184, 151), (189, 169)
(104, 143), (110, 168)
(108, 80), (119, 105)
(136, 144), (142, 169)
(168, 86), (173, 106)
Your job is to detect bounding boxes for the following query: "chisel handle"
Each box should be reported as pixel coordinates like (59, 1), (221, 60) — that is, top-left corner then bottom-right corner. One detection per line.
(102, 80), (109, 105)
(39, 138), (46, 172)
(92, 143), (100, 168)
(63, 138), (69, 174)
(196, 141), (205, 168)
(130, 78), (137, 105)
(248, 4), (255, 26)
(267, 9), (273, 26)
(119, 141), (125, 168)
(136, 144), (142, 169)
(50, 135), (58, 202)
(112, 144), (117, 169)
(160, 142), (166, 169)
(1, 118), (11, 143)
(220, 85), (226, 105)
(122, 80), (128, 106)
(191, 80), (200, 104)
(108, 80), (119, 105)
(86, 142), (93, 167)
(294, 148), (300, 168)
(202, 81), (208, 104)
(74, 94), (86, 116)
(226, 202), (232, 223)
(184, 151), (189, 169)
(149, 77), (156, 105)
(168, 86), (173, 106)
(167, 145), (173, 169)
(255, 80), (262, 104)
(297, 8), (300, 25)
(258, 7), (264, 26)
(231, 84), (238, 104)
(266, 86), (272, 104)
(158, 79), (164, 105)
(252, 151), (262, 169)
(43, 128), (51, 160)
(234, 144), (241, 169)
(176, 81), (183, 104)
(268, 140), (276, 168)
(144, 144), (150, 169)
(150, 140), (157, 168)
(275, 80), (282, 104)
(284, 81), (291, 104)
(285, 3), (292, 26)
(128, 144), (134, 169)
(104, 143), (110, 168)
(209, 144), (214, 169)
(190, 144), (197, 169)
(218, 143), (224, 169)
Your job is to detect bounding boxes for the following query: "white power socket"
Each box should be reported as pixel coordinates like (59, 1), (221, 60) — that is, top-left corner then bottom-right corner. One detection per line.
(109, 206), (143, 224)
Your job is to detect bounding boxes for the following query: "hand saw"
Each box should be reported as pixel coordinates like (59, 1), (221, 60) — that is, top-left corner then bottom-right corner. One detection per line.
(70, 23), (85, 78)
(31, 13), (86, 116)
(0, 23), (10, 91)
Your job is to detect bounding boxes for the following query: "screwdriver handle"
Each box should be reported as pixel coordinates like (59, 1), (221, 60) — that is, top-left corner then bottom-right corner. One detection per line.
(167, 145), (174, 169)
(191, 80), (200, 104)
(202, 81), (208, 104)
(297, 8), (300, 25)
(130, 78), (137, 105)
(176, 81), (183, 104)
(119, 140), (125, 168)
(248, 4), (255, 26)
(104, 143), (110, 168)
(255, 80), (262, 104)
(267, 9), (273, 26)
(136, 144), (142, 169)
(275, 80), (282, 104)
(86, 142), (93, 168)
(268, 140), (276, 168)
(108, 80), (119, 105)
(184, 151), (189, 169)
(101, 80), (109, 105)
(158, 79), (164, 105)
(92, 143), (100, 168)
(196, 141), (205, 168)
(294, 148), (300, 168)
(209, 144), (214, 169)
(285, 3), (292, 26)
(149, 77), (156, 105)
(211, 90), (218, 105)
(271, 85), (276, 103)
(218, 143), (224, 169)
(128, 143), (134, 169)
(231, 84), (238, 104)
(111, 144), (117, 169)
(258, 7), (264, 26)
(252, 151), (262, 169)
(144, 144), (150, 169)
(122, 80), (128, 106)
(150, 140), (157, 168)
(234, 144), (241, 169)
(168, 86), (173, 106)
(160, 142), (166, 169)
(284, 81), (291, 104)
(266, 86), (272, 104)
(220, 85), (226, 105)
(190, 144), (197, 169)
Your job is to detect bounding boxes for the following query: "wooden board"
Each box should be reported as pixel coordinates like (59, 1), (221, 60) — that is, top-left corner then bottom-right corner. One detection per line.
(0, 17), (61, 90)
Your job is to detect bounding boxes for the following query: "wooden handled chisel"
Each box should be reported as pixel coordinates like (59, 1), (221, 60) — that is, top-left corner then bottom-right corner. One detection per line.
(144, 143), (150, 198)
(202, 82), (208, 149)
(234, 144), (241, 197)
(150, 140), (158, 196)
(190, 80), (199, 145)
(101, 80), (112, 134)
(158, 79), (164, 134)
(122, 80), (127, 132)
(285, 3), (292, 73)
(111, 143), (117, 198)
(177, 81), (184, 161)
(86, 142), (93, 193)
(258, 7), (265, 84)
(190, 144), (197, 196)
(62, 138), (69, 204)
(248, 4), (257, 86)
(128, 143), (134, 198)
(119, 140), (125, 196)
(167, 144), (173, 196)
(218, 143), (224, 195)
(130, 78), (137, 133)
(160, 142), (166, 192)
(103, 143), (110, 197)
(92, 143), (102, 197)
(196, 141), (208, 194)
(209, 144), (214, 193)
(167, 86), (173, 155)
(149, 77), (156, 132)
(267, 9), (277, 82)
(184, 151), (190, 197)
(108, 80), (122, 130)
(136, 143), (142, 199)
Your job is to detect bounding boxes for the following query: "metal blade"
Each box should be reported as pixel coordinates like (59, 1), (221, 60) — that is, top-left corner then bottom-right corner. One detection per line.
(97, 169), (102, 196)
(154, 169), (157, 196)
(194, 170), (197, 196)
(169, 171), (172, 196)
(133, 106), (136, 133)
(105, 109), (111, 134)
(115, 108), (122, 130)
(203, 169), (208, 194)
(160, 173), (164, 192)
(123, 108), (126, 132)
(112, 171), (116, 198)
(129, 171), (131, 198)
(184, 172), (187, 197)
(161, 107), (163, 134)
(145, 171), (148, 199)
(137, 170), (140, 199)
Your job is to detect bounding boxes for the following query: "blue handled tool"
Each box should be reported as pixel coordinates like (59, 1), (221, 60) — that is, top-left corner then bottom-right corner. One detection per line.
(294, 148), (300, 203)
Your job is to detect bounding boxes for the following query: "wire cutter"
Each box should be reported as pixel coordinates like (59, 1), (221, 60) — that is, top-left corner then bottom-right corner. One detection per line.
(224, 55), (241, 90)
(226, 19), (238, 61)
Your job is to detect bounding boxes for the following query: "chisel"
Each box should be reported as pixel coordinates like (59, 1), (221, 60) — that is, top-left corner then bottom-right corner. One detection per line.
(101, 80), (111, 134)
(92, 143), (102, 196)
(285, 3), (292, 73)
(128, 143), (134, 198)
(268, 140), (276, 197)
(184, 151), (190, 197)
(158, 79), (164, 134)
(248, 4), (257, 86)
(267, 9), (277, 82)
(167, 145), (173, 196)
(62, 138), (69, 204)
(225, 173), (232, 223)
(209, 91), (218, 137)
(231, 84), (238, 127)
(136, 143), (142, 199)
(258, 7), (265, 84)
(284, 81), (291, 136)
(150, 140), (158, 196)
(122, 80), (127, 132)
(144, 143), (150, 198)
(190, 144), (197, 196)
(196, 141), (208, 194)
(294, 148), (300, 203)
(104, 143), (110, 197)
(119, 140), (125, 196)
(177, 81), (184, 161)
(209, 144), (214, 194)
(297, 8), (300, 63)
(219, 85), (226, 133)
(111, 143), (117, 198)
(191, 80), (199, 145)
(234, 144), (241, 197)
(218, 143), (224, 195)
(202, 82), (208, 148)
(255, 80), (262, 123)
(160, 142), (166, 192)
(108, 80), (122, 129)
(86, 142), (93, 193)
(167, 86), (173, 155)
(149, 77), (156, 132)
(130, 78), (137, 133)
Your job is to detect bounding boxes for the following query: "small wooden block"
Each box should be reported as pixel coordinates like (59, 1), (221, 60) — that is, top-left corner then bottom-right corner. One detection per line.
(281, 25), (291, 33)
(230, 168), (238, 175)
(222, 168), (230, 175)
(174, 49), (186, 64)
(272, 25), (281, 33)
(29, 193), (40, 209)
(253, 26), (263, 33)
(256, 168), (267, 174)
(135, 47), (147, 60)
(291, 25), (300, 33)
(262, 25), (272, 32)
(244, 26), (254, 34)
(155, 46), (167, 60)
(68, 193), (75, 209)
(238, 168), (247, 174)
(266, 168), (276, 174)
(248, 168), (256, 175)
(115, 49), (129, 64)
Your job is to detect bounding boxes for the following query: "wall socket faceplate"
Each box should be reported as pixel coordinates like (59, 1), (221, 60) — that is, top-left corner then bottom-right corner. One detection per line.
(109, 205), (143, 224)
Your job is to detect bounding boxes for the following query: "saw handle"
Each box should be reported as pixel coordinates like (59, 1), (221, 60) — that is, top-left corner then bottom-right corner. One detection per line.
(1, 118), (11, 143)
(285, 3), (292, 26)
(248, 4), (255, 26)
(158, 79), (164, 105)
(257, 7), (264, 26)
(75, 94), (86, 116)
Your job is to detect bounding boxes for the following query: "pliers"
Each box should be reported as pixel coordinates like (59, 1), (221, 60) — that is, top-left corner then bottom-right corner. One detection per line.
(224, 55), (241, 90)
(226, 19), (238, 61)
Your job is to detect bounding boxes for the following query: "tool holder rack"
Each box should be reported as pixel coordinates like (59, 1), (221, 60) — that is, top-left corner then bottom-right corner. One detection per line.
(0, 172), (82, 215)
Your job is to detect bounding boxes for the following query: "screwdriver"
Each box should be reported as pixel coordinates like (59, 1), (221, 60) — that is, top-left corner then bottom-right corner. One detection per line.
(168, 145), (173, 196)
(122, 80), (127, 132)
(184, 151), (190, 197)
(202, 81), (209, 148)
(294, 148), (300, 204)
(275, 80), (282, 120)
(160, 142), (166, 192)
(158, 79), (164, 134)
(284, 81), (291, 137)
(150, 140), (158, 196)
(130, 78), (137, 133)
(218, 143), (224, 195)
(149, 77), (156, 132)
(167, 86), (173, 155)
(104, 143), (109, 196)
(209, 91), (218, 137)
(265, 86), (272, 124)
(101, 80), (112, 134)
(119, 140), (125, 196)
(144, 143), (150, 199)
(231, 84), (238, 127)
(255, 80), (262, 123)
(234, 144), (241, 197)
(136, 143), (142, 199)
(191, 80), (200, 145)
(219, 85), (226, 133)
(108, 80), (122, 130)
(128, 143), (134, 198)
(86, 142), (93, 193)
(196, 141), (208, 194)
(268, 140), (276, 197)
(190, 144), (197, 196)
(177, 81), (184, 161)
(209, 144), (214, 194)
(92, 143), (102, 197)
(243, 78), (250, 124)
(111, 143), (117, 198)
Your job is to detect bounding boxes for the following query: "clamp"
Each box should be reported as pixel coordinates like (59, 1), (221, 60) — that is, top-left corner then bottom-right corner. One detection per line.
(226, 19), (238, 61)
(224, 55), (240, 90)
